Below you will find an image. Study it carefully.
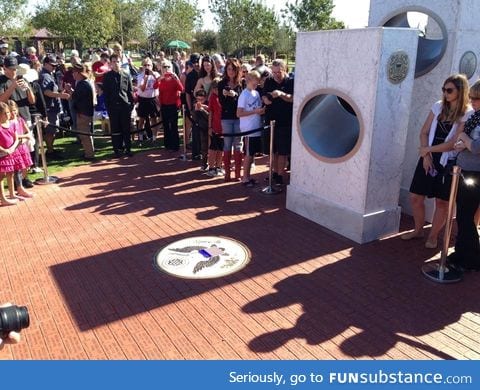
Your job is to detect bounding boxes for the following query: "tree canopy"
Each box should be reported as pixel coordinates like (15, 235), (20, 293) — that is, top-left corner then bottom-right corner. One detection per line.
(0, 0), (29, 35)
(32, 0), (116, 48)
(209, 0), (277, 55)
(282, 0), (345, 31)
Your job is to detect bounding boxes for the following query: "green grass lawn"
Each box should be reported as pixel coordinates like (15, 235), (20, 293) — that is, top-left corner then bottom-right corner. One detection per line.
(29, 129), (165, 181)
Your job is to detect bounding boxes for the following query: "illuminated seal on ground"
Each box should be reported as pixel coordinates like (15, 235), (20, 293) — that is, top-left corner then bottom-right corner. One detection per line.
(154, 236), (251, 279)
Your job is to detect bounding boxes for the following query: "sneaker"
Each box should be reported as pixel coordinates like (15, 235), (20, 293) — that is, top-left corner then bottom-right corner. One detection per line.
(30, 167), (44, 174)
(200, 164), (209, 172)
(245, 179), (257, 188)
(216, 168), (225, 176)
(125, 150), (134, 157)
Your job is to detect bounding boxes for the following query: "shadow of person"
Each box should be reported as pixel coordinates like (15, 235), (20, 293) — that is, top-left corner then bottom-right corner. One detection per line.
(243, 238), (480, 359)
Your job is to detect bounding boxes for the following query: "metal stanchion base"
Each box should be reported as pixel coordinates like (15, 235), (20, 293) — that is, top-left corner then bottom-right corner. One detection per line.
(421, 260), (463, 284)
(261, 185), (282, 195)
(35, 176), (59, 185)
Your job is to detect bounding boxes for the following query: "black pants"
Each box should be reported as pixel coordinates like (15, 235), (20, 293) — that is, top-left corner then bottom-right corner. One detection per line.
(108, 106), (132, 153)
(454, 170), (480, 269)
(161, 104), (179, 151)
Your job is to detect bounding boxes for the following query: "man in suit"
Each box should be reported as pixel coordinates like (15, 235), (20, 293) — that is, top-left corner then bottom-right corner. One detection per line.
(102, 53), (135, 157)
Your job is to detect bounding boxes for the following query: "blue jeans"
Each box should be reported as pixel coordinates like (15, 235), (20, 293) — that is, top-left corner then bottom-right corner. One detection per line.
(221, 119), (242, 152)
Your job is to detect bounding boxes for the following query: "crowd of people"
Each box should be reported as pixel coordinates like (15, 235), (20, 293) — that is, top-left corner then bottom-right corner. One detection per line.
(0, 38), (294, 205)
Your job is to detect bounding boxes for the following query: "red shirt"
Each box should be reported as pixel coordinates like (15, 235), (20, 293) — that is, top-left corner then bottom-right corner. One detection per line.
(155, 73), (184, 106)
(208, 93), (222, 134)
(92, 60), (110, 84)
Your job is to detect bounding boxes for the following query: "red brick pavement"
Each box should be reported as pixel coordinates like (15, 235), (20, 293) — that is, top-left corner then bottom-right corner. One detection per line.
(1, 148), (480, 360)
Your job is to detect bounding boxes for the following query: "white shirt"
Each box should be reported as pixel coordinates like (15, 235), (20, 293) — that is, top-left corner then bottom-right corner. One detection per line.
(136, 71), (160, 98)
(238, 88), (262, 136)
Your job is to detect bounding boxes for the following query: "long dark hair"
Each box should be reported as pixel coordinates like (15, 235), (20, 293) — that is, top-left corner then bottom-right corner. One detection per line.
(222, 58), (241, 86)
(199, 55), (218, 79)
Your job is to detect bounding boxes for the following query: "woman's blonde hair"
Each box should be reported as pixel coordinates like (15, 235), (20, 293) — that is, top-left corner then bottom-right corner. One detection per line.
(469, 79), (480, 99)
(0, 101), (10, 116)
(439, 73), (469, 122)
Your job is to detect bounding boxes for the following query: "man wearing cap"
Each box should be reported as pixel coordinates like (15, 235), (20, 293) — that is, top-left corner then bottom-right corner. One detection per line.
(102, 53), (135, 157)
(39, 54), (71, 156)
(0, 56), (36, 124)
(71, 63), (95, 160)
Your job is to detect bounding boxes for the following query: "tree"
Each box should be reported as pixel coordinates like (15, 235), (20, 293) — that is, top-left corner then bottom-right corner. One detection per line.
(209, 0), (277, 55)
(33, 0), (116, 48)
(0, 0), (29, 35)
(113, 0), (157, 48)
(193, 30), (218, 53)
(270, 24), (295, 60)
(282, 0), (344, 32)
(151, 0), (201, 51)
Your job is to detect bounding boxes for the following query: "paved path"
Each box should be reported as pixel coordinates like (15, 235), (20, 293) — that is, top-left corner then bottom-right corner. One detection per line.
(1, 149), (479, 360)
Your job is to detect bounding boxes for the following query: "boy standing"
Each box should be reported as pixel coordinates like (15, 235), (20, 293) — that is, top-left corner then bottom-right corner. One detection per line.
(236, 71), (265, 187)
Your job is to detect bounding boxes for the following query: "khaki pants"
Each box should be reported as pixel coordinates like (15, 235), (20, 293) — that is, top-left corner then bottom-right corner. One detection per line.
(77, 114), (94, 158)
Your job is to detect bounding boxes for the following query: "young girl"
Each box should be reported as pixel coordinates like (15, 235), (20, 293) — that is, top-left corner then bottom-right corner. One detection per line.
(207, 78), (225, 177)
(7, 100), (34, 199)
(0, 102), (20, 206)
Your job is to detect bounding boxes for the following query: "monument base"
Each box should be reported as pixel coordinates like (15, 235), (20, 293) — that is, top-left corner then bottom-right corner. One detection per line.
(287, 186), (401, 244)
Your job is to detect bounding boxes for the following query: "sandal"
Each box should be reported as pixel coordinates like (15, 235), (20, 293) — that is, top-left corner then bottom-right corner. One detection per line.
(401, 231), (424, 241)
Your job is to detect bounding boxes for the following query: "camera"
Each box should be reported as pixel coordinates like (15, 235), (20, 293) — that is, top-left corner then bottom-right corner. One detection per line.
(224, 86), (231, 91)
(0, 305), (29, 336)
(144, 68), (151, 75)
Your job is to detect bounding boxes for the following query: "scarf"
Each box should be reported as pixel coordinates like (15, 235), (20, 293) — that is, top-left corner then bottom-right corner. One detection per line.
(464, 109), (480, 136)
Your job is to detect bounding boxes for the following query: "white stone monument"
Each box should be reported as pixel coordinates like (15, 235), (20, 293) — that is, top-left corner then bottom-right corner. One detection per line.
(286, 28), (419, 243)
(369, 0), (480, 216)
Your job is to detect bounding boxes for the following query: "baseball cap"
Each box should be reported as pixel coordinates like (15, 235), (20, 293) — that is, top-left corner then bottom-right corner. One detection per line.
(3, 56), (18, 69)
(43, 54), (58, 65)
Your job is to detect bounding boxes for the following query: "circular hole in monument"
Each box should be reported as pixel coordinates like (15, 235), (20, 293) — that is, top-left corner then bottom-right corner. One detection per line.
(300, 94), (360, 160)
(384, 11), (447, 77)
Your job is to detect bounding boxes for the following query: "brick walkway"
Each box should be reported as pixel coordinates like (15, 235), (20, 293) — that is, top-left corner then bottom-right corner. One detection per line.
(1, 148), (479, 360)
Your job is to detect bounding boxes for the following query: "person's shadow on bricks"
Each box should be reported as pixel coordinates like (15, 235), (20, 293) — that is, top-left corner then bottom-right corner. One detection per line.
(243, 239), (480, 358)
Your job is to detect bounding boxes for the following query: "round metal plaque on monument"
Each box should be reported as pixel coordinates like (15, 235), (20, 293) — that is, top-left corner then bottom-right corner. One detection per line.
(154, 236), (251, 279)
(387, 51), (409, 84)
(459, 51), (477, 79)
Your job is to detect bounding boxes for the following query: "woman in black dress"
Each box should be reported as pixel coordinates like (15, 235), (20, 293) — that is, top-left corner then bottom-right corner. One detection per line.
(402, 74), (471, 249)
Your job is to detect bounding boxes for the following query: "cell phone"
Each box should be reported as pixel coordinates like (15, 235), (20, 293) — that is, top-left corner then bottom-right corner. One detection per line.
(144, 68), (151, 75)
(224, 86), (231, 91)
(16, 75), (23, 80)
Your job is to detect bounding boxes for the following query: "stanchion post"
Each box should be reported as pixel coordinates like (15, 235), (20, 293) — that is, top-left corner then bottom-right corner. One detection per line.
(261, 120), (281, 195)
(422, 165), (462, 283)
(34, 116), (59, 185)
(179, 105), (188, 161)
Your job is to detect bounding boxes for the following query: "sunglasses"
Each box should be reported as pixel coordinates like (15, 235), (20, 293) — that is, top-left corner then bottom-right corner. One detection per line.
(469, 95), (480, 101)
(163, 65), (171, 69)
(442, 87), (456, 94)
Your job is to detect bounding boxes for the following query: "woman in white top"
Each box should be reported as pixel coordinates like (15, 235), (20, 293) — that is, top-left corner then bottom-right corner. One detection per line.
(136, 57), (160, 141)
(402, 74), (472, 249)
